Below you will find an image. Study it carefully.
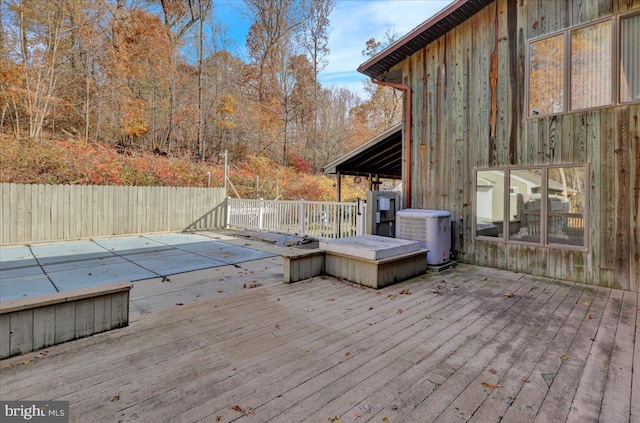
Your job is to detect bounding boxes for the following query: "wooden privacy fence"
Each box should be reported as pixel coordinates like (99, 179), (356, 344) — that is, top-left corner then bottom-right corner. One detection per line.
(227, 198), (365, 239)
(0, 184), (227, 244)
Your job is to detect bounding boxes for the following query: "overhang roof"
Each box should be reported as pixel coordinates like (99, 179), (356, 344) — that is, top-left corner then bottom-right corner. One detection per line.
(357, 0), (493, 79)
(322, 123), (402, 179)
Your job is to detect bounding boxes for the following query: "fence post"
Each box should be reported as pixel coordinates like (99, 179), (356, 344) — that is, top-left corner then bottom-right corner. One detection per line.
(299, 199), (306, 235)
(226, 197), (231, 229)
(356, 201), (366, 236)
(258, 198), (264, 230)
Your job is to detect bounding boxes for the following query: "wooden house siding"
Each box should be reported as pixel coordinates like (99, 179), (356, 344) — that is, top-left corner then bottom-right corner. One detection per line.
(393, 0), (639, 291)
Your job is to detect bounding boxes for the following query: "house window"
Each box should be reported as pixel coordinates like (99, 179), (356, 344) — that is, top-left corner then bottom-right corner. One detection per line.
(570, 21), (612, 110)
(527, 11), (640, 117)
(529, 35), (564, 115)
(547, 167), (587, 247)
(475, 165), (588, 250)
(475, 170), (505, 238)
(620, 13), (640, 102)
(508, 168), (542, 243)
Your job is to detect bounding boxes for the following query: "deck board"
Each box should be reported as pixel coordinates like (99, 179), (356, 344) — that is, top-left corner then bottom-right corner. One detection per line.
(598, 290), (638, 423)
(0, 264), (637, 423)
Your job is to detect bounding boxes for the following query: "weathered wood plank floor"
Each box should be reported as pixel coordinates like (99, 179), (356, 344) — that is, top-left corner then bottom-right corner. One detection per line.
(1, 263), (638, 423)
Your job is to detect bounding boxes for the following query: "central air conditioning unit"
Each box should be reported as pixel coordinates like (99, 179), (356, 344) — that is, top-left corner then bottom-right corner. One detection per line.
(396, 209), (451, 265)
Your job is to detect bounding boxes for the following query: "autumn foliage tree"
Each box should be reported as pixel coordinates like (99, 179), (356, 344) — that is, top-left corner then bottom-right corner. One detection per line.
(1, 0), (402, 201)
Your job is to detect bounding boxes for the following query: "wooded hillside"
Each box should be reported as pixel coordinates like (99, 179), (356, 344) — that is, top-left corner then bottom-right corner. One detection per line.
(0, 0), (402, 188)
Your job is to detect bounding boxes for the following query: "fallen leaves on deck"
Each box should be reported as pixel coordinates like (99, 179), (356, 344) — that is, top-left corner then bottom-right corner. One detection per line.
(584, 301), (591, 306)
(327, 298), (336, 301)
(328, 416), (342, 423)
(382, 417), (390, 423)
(561, 354), (568, 361)
(431, 280), (457, 295)
(175, 302), (184, 306)
(345, 351), (351, 356)
(489, 368), (497, 374)
(231, 405), (254, 415)
(522, 377), (530, 383)
(396, 309), (403, 315)
(399, 289), (412, 295)
(481, 382), (501, 389)
(388, 294), (396, 300)
(504, 292), (513, 298)
(111, 394), (120, 402)
(585, 313), (592, 319)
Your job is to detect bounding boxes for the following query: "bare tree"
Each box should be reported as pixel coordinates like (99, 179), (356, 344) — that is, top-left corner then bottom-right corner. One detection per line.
(299, 0), (334, 170)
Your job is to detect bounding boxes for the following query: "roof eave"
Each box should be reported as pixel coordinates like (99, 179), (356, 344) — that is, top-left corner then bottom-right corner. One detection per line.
(357, 0), (492, 78)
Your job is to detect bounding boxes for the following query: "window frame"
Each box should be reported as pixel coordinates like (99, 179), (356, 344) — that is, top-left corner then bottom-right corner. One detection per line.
(474, 164), (590, 252)
(526, 11), (640, 119)
(618, 10), (640, 104)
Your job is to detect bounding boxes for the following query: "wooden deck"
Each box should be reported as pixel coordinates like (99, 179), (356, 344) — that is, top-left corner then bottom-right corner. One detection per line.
(1, 263), (638, 423)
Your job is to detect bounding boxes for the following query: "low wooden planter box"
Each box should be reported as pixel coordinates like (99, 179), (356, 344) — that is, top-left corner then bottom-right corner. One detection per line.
(324, 249), (428, 289)
(0, 281), (132, 359)
(282, 247), (428, 289)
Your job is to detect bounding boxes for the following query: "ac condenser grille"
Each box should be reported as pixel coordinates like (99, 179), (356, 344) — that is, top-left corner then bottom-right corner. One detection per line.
(397, 216), (428, 243)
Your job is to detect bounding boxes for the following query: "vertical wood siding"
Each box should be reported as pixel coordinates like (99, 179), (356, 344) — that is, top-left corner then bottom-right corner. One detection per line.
(402, 0), (640, 291)
(0, 184), (227, 244)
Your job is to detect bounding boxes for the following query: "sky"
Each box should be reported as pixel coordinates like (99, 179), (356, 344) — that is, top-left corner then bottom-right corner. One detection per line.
(214, 0), (453, 98)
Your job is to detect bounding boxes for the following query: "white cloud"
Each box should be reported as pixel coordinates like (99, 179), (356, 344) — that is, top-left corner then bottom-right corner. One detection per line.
(320, 0), (453, 97)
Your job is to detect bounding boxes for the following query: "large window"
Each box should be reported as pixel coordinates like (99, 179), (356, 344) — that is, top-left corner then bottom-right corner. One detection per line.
(570, 21), (612, 110)
(475, 165), (588, 250)
(528, 11), (640, 117)
(529, 35), (564, 115)
(620, 14), (640, 102)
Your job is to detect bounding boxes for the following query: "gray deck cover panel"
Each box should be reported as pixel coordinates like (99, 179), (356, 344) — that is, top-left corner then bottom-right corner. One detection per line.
(48, 262), (157, 290)
(1, 265), (46, 279)
(197, 245), (276, 264)
(0, 275), (58, 301)
(42, 255), (126, 273)
(133, 253), (227, 276)
(145, 234), (211, 245)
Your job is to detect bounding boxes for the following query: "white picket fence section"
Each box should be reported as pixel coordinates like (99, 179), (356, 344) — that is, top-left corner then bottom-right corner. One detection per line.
(227, 198), (365, 239)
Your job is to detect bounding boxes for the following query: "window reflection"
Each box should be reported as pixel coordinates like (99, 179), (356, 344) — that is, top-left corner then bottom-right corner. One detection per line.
(571, 21), (612, 110)
(529, 35), (564, 115)
(547, 167), (586, 247)
(620, 14), (640, 102)
(508, 169), (542, 244)
(476, 170), (505, 238)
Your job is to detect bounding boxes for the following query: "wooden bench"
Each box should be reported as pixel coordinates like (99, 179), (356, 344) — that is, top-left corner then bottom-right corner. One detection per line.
(0, 281), (133, 359)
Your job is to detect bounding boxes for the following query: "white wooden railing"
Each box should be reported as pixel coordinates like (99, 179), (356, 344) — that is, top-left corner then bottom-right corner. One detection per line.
(227, 198), (365, 239)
